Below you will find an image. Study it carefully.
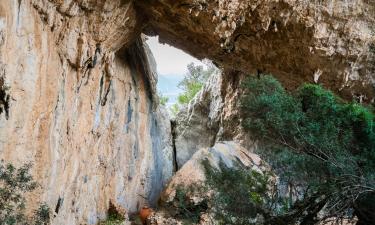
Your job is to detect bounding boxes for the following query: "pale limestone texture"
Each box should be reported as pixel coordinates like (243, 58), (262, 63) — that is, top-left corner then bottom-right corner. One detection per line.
(0, 0), (374, 224)
(156, 141), (270, 225)
(162, 141), (268, 203)
(140, 0), (375, 102)
(0, 1), (173, 224)
(174, 70), (255, 168)
(174, 71), (223, 168)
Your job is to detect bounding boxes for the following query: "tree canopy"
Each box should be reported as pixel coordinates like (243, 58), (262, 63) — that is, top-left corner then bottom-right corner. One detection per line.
(241, 75), (375, 224)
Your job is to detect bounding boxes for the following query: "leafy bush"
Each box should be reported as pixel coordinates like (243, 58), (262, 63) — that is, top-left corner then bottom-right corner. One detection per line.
(168, 185), (208, 224)
(165, 159), (288, 225)
(98, 210), (124, 225)
(202, 159), (274, 225)
(99, 214), (124, 225)
(177, 82), (203, 105)
(241, 75), (375, 224)
(0, 162), (51, 225)
(34, 203), (51, 225)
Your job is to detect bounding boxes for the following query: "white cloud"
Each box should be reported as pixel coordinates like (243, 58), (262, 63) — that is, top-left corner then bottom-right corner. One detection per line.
(146, 36), (204, 76)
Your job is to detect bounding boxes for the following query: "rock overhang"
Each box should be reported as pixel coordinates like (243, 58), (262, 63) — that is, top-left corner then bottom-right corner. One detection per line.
(31, 0), (374, 102)
(134, 0), (375, 103)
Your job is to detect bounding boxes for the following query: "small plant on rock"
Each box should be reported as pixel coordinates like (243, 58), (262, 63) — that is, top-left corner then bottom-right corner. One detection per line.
(34, 203), (51, 225)
(99, 203), (125, 225)
(167, 185), (208, 224)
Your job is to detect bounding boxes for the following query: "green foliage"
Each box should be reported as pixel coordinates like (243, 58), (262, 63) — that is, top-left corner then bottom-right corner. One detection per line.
(241, 75), (375, 221)
(177, 82), (203, 105)
(202, 159), (274, 225)
(171, 61), (218, 114)
(33, 203), (51, 225)
(170, 104), (180, 117)
(0, 162), (50, 225)
(98, 211), (124, 225)
(168, 185), (208, 224)
(159, 92), (169, 106)
(0, 163), (37, 225)
(167, 159), (286, 225)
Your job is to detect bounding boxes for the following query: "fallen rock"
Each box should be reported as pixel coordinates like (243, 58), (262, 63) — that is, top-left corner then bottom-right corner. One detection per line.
(156, 141), (272, 225)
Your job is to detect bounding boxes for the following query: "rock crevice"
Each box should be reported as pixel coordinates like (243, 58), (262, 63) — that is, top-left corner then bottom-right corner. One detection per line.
(0, 0), (373, 224)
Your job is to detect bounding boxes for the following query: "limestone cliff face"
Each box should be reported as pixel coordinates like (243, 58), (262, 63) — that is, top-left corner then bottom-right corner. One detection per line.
(174, 70), (253, 167)
(174, 72), (223, 168)
(0, 0), (374, 224)
(0, 1), (173, 224)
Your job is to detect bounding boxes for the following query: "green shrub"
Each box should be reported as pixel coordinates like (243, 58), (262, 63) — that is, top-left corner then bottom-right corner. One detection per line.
(241, 75), (375, 224)
(34, 203), (51, 225)
(0, 162), (51, 225)
(167, 185), (208, 224)
(202, 159), (275, 225)
(177, 82), (203, 105)
(98, 211), (124, 225)
(166, 159), (286, 225)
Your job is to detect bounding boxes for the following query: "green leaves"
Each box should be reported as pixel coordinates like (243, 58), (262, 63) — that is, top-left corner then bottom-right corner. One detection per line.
(0, 162), (50, 225)
(158, 92), (169, 106)
(241, 75), (375, 221)
(177, 81), (203, 105)
(170, 185), (208, 224)
(34, 203), (51, 225)
(171, 61), (218, 114)
(202, 160), (272, 225)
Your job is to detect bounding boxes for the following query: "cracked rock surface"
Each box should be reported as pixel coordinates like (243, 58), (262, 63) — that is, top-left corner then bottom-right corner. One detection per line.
(0, 0), (374, 224)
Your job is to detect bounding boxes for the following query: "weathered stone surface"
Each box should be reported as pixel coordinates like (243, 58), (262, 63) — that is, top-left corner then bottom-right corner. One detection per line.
(174, 70), (256, 168)
(147, 212), (182, 225)
(161, 141), (268, 203)
(156, 141), (270, 225)
(0, 1), (173, 224)
(174, 71), (223, 168)
(139, 0), (375, 102)
(0, 0), (374, 224)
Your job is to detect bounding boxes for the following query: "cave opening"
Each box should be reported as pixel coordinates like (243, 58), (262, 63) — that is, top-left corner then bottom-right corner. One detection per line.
(145, 35), (206, 109)
(145, 35), (219, 116)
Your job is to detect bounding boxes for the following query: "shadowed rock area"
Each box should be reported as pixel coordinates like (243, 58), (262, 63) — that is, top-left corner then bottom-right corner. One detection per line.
(0, 0), (373, 224)
(138, 0), (375, 102)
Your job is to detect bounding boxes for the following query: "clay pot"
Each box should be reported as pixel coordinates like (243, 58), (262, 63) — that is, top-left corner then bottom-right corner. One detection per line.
(139, 206), (154, 225)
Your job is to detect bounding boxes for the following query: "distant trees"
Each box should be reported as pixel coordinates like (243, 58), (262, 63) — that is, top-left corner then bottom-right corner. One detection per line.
(241, 75), (375, 224)
(158, 92), (169, 106)
(171, 60), (218, 115)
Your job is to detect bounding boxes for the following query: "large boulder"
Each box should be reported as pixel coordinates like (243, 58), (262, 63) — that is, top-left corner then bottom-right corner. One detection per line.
(174, 71), (223, 168)
(174, 70), (256, 168)
(155, 141), (272, 225)
(163, 141), (267, 201)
